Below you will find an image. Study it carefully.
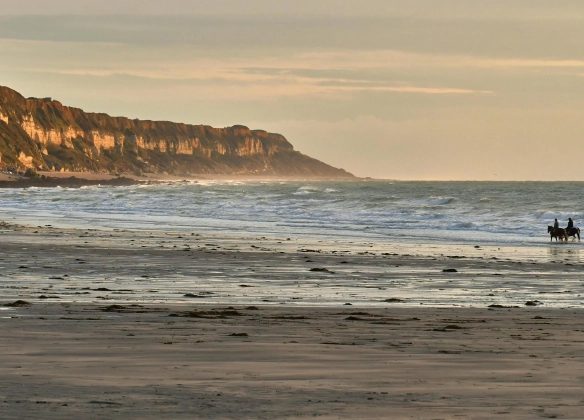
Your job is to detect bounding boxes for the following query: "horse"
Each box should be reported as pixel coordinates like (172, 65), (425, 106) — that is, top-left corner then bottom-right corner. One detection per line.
(548, 226), (568, 242)
(566, 227), (581, 241)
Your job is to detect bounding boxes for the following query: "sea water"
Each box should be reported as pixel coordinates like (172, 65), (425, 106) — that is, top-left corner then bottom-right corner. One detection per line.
(0, 180), (582, 247)
(1, 180), (582, 307)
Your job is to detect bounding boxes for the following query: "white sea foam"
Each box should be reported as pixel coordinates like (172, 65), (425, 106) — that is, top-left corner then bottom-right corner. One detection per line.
(427, 197), (455, 205)
(0, 181), (582, 247)
(534, 210), (580, 220)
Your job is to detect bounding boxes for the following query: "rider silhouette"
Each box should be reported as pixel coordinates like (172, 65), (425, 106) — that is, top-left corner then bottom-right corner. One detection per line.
(567, 218), (574, 233)
(554, 218), (559, 229)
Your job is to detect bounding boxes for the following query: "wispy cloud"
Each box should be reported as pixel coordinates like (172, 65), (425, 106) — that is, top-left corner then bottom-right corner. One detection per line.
(3, 38), (581, 101)
(0, 40), (492, 98)
(294, 50), (584, 70)
(27, 67), (489, 98)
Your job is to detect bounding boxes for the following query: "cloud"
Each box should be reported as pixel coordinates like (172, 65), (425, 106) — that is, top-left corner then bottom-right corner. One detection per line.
(22, 68), (486, 99)
(1, 13), (584, 62)
(5, 36), (584, 104)
(471, 58), (584, 68)
(0, 40), (491, 98)
(2, 0), (583, 20)
(293, 50), (584, 70)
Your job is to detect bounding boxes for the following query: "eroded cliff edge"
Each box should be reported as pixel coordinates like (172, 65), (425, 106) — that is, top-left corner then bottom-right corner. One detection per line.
(0, 86), (352, 177)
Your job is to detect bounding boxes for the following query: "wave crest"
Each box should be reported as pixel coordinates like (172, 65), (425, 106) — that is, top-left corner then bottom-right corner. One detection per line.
(427, 197), (455, 206)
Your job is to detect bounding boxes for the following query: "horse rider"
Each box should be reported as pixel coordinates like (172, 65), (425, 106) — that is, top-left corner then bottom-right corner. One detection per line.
(567, 218), (574, 234)
(554, 218), (559, 230)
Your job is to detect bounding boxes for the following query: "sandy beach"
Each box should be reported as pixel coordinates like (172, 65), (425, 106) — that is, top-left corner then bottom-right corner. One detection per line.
(1, 223), (583, 419)
(3, 1), (584, 418)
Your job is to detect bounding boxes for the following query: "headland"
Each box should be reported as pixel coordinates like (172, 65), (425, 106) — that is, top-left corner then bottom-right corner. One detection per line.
(0, 85), (353, 178)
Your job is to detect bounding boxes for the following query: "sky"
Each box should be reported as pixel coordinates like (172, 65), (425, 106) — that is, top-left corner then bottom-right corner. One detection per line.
(1, 0), (584, 180)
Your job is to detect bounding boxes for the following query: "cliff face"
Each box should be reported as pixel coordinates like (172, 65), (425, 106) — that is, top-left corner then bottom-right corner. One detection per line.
(0, 86), (352, 177)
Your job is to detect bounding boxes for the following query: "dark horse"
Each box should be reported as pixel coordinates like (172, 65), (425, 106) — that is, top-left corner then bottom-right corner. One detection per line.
(548, 226), (568, 242)
(566, 227), (581, 241)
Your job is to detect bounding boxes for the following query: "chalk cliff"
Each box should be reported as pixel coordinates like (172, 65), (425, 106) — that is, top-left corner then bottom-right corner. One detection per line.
(0, 86), (352, 177)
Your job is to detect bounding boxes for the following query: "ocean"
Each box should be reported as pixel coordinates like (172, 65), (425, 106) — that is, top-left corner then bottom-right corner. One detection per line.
(0, 180), (582, 247)
(1, 180), (583, 308)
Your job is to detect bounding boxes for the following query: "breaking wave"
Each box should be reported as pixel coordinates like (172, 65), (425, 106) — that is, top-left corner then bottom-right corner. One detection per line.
(0, 180), (582, 247)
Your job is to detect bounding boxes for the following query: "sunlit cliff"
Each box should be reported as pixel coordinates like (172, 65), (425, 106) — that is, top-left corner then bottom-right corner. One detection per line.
(0, 85), (352, 177)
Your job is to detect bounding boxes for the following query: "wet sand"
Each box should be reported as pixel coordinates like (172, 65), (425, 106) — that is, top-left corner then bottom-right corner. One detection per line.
(0, 223), (583, 418)
(0, 223), (581, 308)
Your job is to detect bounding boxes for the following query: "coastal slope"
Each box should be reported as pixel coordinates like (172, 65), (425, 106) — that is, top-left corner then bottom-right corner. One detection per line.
(0, 86), (352, 177)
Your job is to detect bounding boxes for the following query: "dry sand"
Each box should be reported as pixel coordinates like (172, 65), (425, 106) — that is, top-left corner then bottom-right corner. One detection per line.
(0, 173), (21, 181)
(0, 223), (583, 419)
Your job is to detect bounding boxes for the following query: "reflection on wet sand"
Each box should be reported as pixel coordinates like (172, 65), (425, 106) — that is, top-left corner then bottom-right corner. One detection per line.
(547, 244), (582, 263)
(0, 223), (582, 309)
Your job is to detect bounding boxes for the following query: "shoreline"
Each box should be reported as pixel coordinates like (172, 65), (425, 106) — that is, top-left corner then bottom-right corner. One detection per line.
(1, 178), (579, 251)
(0, 171), (360, 188)
(0, 175), (143, 188)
